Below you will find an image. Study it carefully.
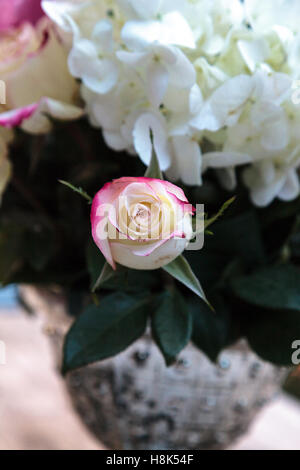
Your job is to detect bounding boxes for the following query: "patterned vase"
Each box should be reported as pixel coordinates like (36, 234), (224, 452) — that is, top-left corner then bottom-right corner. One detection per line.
(20, 286), (287, 450)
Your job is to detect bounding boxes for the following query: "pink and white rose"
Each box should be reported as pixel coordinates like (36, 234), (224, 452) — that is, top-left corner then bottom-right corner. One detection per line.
(0, 0), (44, 31)
(91, 177), (194, 271)
(0, 1), (83, 134)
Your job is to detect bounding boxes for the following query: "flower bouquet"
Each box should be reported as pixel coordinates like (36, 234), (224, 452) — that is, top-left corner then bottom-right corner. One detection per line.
(1, 0), (300, 450)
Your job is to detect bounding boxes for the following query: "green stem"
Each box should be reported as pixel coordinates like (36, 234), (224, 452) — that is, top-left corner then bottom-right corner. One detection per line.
(58, 180), (92, 203)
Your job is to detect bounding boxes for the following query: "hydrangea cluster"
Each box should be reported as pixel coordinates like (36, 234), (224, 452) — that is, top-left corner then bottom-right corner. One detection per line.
(43, 0), (300, 206)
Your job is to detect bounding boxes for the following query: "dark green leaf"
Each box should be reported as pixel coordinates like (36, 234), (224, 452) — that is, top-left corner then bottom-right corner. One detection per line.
(86, 239), (106, 288)
(289, 216), (300, 258)
(163, 255), (210, 306)
(93, 262), (159, 294)
(185, 251), (233, 290)
(243, 307), (300, 366)
(92, 261), (115, 292)
(152, 289), (192, 365)
(66, 290), (88, 318)
(262, 196), (300, 227)
(231, 264), (300, 311)
(63, 292), (150, 373)
(190, 296), (235, 363)
(186, 211), (265, 293)
(205, 211), (266, 269)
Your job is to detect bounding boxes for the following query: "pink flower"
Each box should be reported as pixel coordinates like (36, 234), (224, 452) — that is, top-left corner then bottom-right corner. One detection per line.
(0, 19), (83, 134)
(0, 0), (44, 31)
(91, 177), (194, 270)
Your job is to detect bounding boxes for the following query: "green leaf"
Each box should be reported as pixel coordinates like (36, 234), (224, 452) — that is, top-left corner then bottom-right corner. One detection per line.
(152, 289), (193, 365)
(66, 290), (87, 318)
(185, 251), (232, 291)
(92, 261), (115, 292)
(63, 292), (150, 374)
(262, 196), (300, 227)
(185, 211), (266, 292)
(58, 180), (92, 203)
(231, 264), (300, 311)
(144, 151), (163, 179)
(92, 261), (159, 294)
(289, 215), (300, 258)
(205, 211), (266, 269)
(243, 307), (300, 366)
(190, 296), (235, 363)
(86, 239), (106, 288)
(163, 255), (210, 307)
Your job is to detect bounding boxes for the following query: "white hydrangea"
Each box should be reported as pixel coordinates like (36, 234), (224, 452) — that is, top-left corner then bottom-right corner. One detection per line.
(43, 0), (300, 206)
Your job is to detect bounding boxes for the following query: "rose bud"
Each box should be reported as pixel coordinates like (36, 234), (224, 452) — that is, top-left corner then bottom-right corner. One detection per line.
(91, 177), (194, 270)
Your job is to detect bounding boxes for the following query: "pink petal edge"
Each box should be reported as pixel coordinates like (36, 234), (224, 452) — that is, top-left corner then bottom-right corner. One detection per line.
(91, 181), (131, 270)
(0, 103), (39, 127)
(114, 176), (189, 202)
(90, 177), (193, 267)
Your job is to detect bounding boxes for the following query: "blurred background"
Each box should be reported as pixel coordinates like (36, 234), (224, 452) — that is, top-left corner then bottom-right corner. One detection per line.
(0, 285), (300, 451)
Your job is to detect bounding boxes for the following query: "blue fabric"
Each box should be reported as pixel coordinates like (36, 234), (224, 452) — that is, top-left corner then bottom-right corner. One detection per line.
(0, 285), (18, 309)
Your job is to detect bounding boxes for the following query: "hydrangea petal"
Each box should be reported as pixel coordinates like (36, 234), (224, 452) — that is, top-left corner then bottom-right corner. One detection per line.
(133, 112), (171, 171)
(168, 48), (196, 89)
(121, 11), (195, 49)
(146, 62), (169, 107)
(191, 75), (254, 131)
(202, 151), (253, 171)
(278, 170), (300, 201)
(168, 136), (202, 186)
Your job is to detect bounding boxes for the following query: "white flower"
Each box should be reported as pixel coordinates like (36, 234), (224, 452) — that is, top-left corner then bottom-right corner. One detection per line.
(132, 111), (171, 171)
(44, 0), (300, 205)
(167, 135), (202, 186)
(237, 38), (270, 73)
(120, 11), (195, 49)
(245, 0), (300, 34)
(117, 10), (196, 107)
(117, 44), (195, 107)
(116, 0), (162, 21)
(191, 75), (255, 132)
(68, 20), (119, 94)
(243, 146), (300, 206)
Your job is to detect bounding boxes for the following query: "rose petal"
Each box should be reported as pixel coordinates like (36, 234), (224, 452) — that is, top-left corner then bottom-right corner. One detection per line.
(0, 97), (83, 133)
(110, 237), (188, 270)
(91, 181), (131, 270)
(0, 103), (38, 127)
